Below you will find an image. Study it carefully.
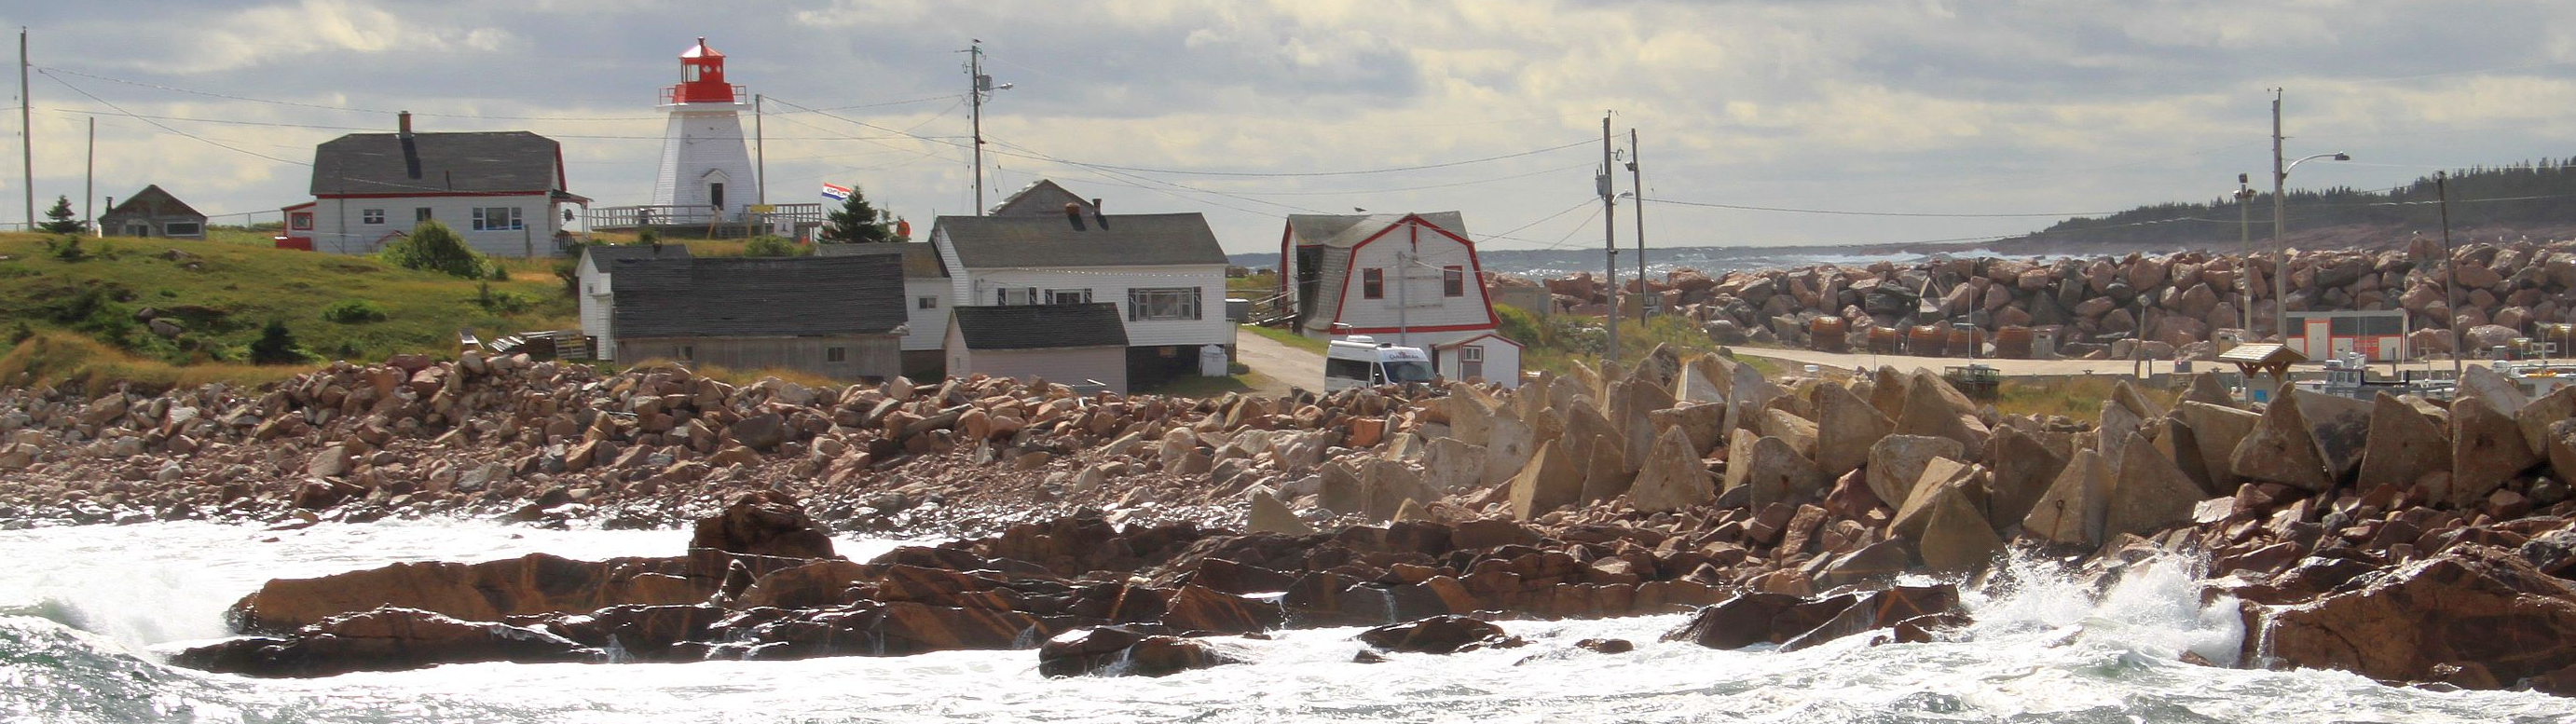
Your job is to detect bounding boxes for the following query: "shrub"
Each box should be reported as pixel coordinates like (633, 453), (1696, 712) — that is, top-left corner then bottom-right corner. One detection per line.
(741, 235), (809, 257)
(7, 321), (33, 345)
(473, 281), (537, 314)
(321, 299), (390, 324)
(377, 221), (492, 279)
(44, 236), (89, 263)
(248, 320), (311, 364)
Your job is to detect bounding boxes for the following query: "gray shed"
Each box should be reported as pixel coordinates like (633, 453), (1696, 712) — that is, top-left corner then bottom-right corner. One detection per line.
(98, 184), (208, 239)
(606, 253), (909, 381)
(945, 303), (1131, 394)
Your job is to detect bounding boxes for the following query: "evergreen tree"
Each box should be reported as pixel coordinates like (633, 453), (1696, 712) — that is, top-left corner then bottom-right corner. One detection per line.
(37, 196), (84, 235)
(819, 186), (905, 244)
(248, 319), (309, 364)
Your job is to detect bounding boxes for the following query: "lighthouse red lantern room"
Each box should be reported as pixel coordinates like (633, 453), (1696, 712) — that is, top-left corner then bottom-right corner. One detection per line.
(651, 36), (758, 223)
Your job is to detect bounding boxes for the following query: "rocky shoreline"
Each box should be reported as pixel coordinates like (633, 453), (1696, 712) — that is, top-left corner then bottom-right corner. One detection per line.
(1511, 237), (2576, 360)
(9, 335), (2576, 695)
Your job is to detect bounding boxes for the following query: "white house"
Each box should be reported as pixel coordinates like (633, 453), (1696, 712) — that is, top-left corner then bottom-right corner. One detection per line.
(928, 188), (1231, 389)
(280, 112), (588, 257)
(575, 243), (693, 362)
(1279, 212), (1522, 387)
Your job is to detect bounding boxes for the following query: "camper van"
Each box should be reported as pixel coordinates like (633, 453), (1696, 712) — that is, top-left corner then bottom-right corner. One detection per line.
(1324, 336), (1436, 390)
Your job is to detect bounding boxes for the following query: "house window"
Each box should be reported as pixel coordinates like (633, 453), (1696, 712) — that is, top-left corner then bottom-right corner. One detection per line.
(361, 209), (385, 225)
(679, 345), (694, 361)
(473, 207), (523, 231)
(1362, 268), (1385, 299)
(416, 207), (433, 222)
(290, 212), (313, 230)
(163, 222), (202, 237)
(827, 347), (846, 362)
(1459, 345), (1486, 382)
(998, 287), (1035, 306)
(1129, 288), (1201, 321)
(1444, 266), (1465, 297)
(1045, 288), (1092, 305)
(917, 295), (939, 310)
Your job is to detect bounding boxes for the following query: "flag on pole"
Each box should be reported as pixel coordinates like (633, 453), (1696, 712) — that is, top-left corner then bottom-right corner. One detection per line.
(821, 183), (853, 201)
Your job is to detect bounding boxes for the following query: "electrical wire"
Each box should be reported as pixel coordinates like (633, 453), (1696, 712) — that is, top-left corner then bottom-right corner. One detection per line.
(1637, 196), (2123, 218)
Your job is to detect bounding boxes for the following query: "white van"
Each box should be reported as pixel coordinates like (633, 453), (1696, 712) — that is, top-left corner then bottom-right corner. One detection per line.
(1324, 336), (1437, 390)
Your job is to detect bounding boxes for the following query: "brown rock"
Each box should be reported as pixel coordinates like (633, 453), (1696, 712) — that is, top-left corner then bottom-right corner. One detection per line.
(175, 607), (593, 677)
(2021, 449), (2110, 547)
(1813, 383), (1893, 479)
(2261, 546), (2576, 694)
(1725, 430), (1826, 510)
(2230, 390), (2333, 491)
(2451, 396), (2541, 509)
(690, 493), (836, 559)
(1358, 615), (1521, 654)
(2106, 431), (2202, 539)
(1985, 427), (2068, 530)
(1894, 371), (1991, 452)
(2176, 402), (2260, 493)
(1864, 434), (1963, 512)
(1630, 426), (1716, 512)
(1507, 440), (1584, 520)
(1913, 484), (2005, 574)
(2355, 393), (2450, 495)
(1039, 625), (1238, 677)
(1248, 491), (1315, 535)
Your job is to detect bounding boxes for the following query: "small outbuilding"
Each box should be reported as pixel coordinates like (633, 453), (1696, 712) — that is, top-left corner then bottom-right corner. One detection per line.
(98, 184), (208, 239)
(945, 303), (1131, 394)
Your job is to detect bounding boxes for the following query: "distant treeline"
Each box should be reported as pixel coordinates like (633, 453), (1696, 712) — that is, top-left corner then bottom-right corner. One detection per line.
(2006, 158), (2576, 247)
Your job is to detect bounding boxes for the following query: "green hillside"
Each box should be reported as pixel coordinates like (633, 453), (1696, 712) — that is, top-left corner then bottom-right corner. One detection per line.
(0, 231), (575, 388)
(2000, 158), (2576, 248)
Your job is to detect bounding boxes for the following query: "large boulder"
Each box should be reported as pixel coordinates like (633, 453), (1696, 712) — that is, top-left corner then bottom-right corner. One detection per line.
(1985, 427), (2068, 530)
(1724, 430), (1826, 509)
(2291, 389), (2374, 484)
(1894, 370), (1990, 452)
(2355, 393), (2449, 494)
(1038, 625), (1238, 677)
(2261, 546), (2576, 694)
(176, 607), (596, 677)
(1863, 435), (1964, 512)
(2105, 431), (2202, 539)
(1629, 426), (1716, 512)
(225, 553), (708, 634)
(691, 493), (836, 560)
(1913, 483), (2005, 575)
(2021, 449), (2111, 547)
(2451, 396), (2541, 509)
(2175, 402), (2259, 493)
(2230, 391), (2333, 491)
(1813, 383), (1893, 479)
(1248, 491), (1316, 536)
(1357, 615), (1521, 654)
(1507, 440), (1584, 520)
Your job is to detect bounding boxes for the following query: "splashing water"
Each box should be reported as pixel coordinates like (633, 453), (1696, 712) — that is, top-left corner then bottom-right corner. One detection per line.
(0, 522), (2568, 724)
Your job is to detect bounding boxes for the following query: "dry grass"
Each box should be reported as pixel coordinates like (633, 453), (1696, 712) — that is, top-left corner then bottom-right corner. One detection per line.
(624, 359), (845, 389)
(1991, 375), (2180, 419)
(1, 331), (312, 391)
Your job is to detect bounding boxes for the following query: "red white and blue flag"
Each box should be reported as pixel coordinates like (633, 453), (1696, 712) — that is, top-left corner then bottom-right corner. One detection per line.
(820, 183), (853, 201)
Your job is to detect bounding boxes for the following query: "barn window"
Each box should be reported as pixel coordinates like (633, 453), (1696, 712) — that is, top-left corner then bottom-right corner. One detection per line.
(827, 347), (846, 362)
(290, 212), (313, 230)
(1443, 266), (1465, 297)
(1362, 268), (1385, 299)
(361, 209), (385, 225)
(1129, 288), (1200, 321)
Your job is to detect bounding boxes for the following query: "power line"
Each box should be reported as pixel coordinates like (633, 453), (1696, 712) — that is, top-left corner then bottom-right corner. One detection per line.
(1637, 196), (2123, 218)
(34, 65), (957, 121)
(1048, 139), (1594, 178)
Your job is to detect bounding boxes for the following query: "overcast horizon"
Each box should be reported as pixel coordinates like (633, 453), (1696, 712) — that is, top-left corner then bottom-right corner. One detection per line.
(6, 1), (2576, 254)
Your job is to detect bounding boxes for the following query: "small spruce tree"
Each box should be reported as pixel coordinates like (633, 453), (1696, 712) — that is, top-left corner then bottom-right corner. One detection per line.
(819, 186), (904, 244)
(37, 196), (84, 235)
(248, 319), (309, 364)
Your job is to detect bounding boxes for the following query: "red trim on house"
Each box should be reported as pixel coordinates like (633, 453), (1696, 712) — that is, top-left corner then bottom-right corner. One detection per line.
(280, 201), (317, 212)
(1325, 213), (1505, 334)
(1278, 224), (1295, 299)
(315, 191), (552, 199)
(1331, 322), (1500, 335)
(1433, 332), (1525, 348)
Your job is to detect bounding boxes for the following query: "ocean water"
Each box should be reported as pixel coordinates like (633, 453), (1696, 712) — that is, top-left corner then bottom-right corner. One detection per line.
(2, 521), (2569, 724)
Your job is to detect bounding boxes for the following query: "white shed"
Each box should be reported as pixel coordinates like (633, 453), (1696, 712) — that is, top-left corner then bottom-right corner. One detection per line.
(1432, 333), (1525, 387)
(945, 303), (1131, 394)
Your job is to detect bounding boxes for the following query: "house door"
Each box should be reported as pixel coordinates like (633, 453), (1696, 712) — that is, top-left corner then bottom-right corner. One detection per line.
(1459, 345), (1486, 383)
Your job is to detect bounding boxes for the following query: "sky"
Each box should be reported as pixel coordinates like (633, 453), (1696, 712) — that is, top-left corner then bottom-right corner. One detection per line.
(5, 0), (2576, 254)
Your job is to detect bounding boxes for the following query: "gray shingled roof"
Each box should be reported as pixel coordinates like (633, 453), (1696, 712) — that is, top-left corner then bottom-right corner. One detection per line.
(103, 184), (206, 220)
(951, 303), (1130, 350)
(1284, 212), (1471, 248)
(610, 253), (906, 338)
(935, 213), (1226, 268)
(987, 179), (1096, 217)
(813, 241), (948, 279)
(582, 242), (693, 273)
(309, 131), (563, 196)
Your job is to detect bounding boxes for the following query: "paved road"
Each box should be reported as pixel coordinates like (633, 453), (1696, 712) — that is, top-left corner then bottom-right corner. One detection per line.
(1732, 346), (2501, 378)
(1235, 328), (1325, 396)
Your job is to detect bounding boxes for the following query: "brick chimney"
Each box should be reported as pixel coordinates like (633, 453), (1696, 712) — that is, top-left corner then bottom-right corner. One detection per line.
(1062, 202), (1086, 231)
(1091, 198), (1107, 230)
(397, 110), (413, 139)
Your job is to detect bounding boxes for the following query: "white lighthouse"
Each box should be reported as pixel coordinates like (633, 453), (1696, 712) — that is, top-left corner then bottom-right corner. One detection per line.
(651, 36), (758, 223)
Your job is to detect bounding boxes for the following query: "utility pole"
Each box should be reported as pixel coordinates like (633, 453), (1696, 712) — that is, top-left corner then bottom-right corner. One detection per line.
(84, 116), (93, 236)
(2236, 173), (2254, 335)
(753, 94), (766, 208)
(966, 39), (989, 216)
(2269, 89), (2287, 344)
(20, 28), (33, 231)
(2438, 171), (2462, 379)
(1628, 128), (1646, 322)
(1396, 250), (1412, 349)
(1599, 112), (1619, 362)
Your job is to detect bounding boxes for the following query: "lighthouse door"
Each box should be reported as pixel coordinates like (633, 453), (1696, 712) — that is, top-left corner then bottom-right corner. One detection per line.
(709, 183), (726, 213)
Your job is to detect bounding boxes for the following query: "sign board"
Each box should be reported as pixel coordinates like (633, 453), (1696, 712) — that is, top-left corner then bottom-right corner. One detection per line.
(747, 204), (775, 213)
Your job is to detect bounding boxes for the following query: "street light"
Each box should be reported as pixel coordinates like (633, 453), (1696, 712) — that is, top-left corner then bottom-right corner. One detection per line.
(2235, 173), (2256, 337)
(2272, 150), (2350, 347)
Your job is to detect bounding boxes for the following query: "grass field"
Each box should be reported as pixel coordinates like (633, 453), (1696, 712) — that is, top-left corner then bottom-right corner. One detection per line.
(0, 231), (577, 388)
(1992, 375), (2180, 419)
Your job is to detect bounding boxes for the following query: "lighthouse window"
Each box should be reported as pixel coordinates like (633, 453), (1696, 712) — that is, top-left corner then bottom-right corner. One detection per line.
(473, 207), (523, 231)
(683, 64), (702, 83)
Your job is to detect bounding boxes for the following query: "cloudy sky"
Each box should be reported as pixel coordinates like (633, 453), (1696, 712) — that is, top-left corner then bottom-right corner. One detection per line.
(6, 0), (2574, 253)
